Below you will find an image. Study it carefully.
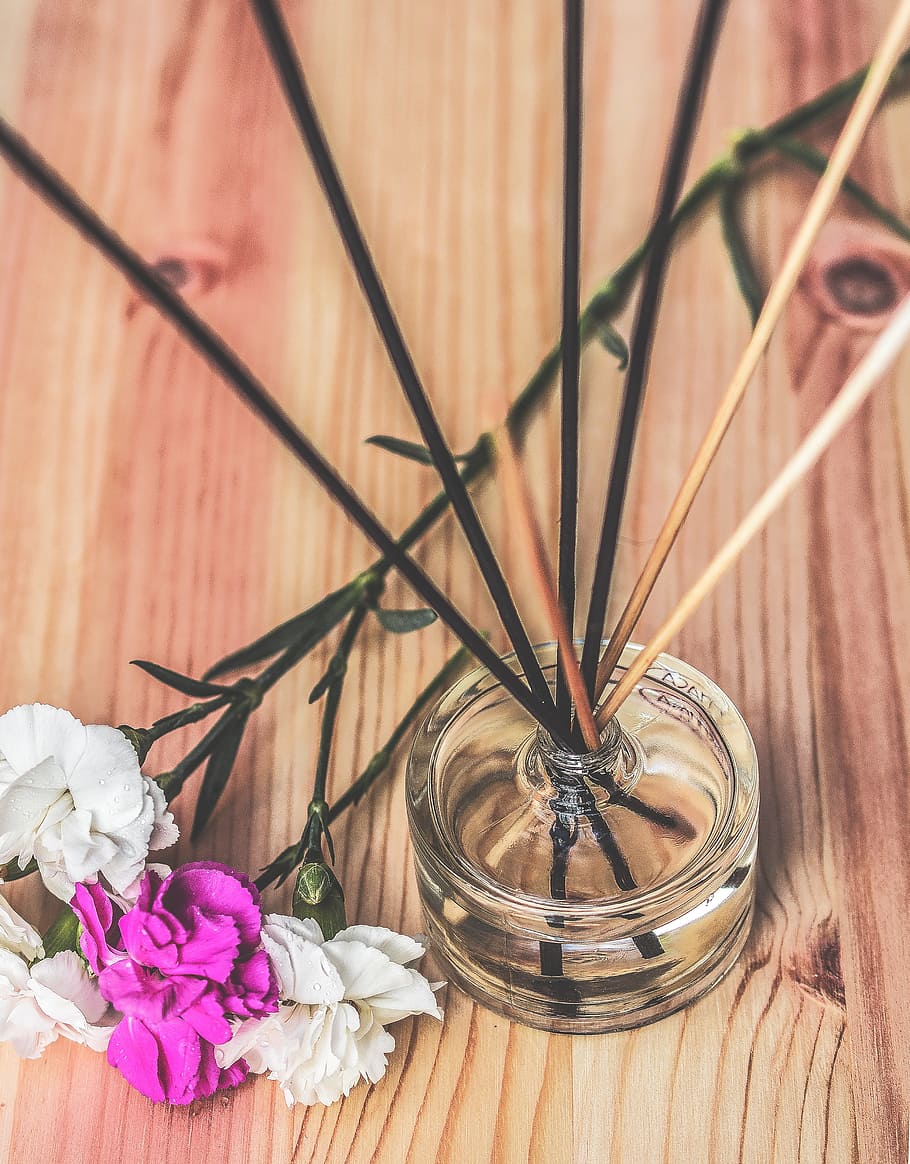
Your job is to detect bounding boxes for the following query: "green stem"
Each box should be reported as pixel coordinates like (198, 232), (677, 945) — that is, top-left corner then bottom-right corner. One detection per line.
(753, 47), (910, 143)
(159, 583), (385, 804)
(302, 65), (910, 853)
(720, 177), (765, 325)
(145, 695), (232, 744)
(303, 603), (370, 857)
(258, 637), (473, 889)
(369, 58), (910, 576)
(178, 59), (910, 853)
(157, 707), (246, 800)
(771, 134), (910, 242)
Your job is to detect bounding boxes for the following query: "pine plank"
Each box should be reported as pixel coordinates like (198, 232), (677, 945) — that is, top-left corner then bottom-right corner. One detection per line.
(0, 0), (907, 1160)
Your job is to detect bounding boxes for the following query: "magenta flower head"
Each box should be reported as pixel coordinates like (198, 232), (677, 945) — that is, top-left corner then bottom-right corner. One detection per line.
(71, 862), (278, 1105)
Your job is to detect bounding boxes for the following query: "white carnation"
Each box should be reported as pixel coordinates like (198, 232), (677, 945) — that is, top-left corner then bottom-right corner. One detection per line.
(0, 949), (116, 1058)
(0, 889), (44, 961)
(216, 916), (443, 1107)
(0, 704), (178, 900)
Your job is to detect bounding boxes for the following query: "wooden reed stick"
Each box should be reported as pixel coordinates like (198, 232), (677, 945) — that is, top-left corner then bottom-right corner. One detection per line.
(596, 292), (910, 727)
(555, 0), (584, 729)
(593, 0), (910, 703)
(578, 0), (729, 699)
(493, 426), (600, 750)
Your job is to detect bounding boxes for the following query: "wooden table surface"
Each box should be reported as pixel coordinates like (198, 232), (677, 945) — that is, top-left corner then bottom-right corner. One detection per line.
(1, 1), (909, 1160)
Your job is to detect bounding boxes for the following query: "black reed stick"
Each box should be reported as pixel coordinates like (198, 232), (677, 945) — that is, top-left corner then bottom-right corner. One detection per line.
(555, 0), (584, 735)
(0, 116), (568, 744)
(250, 0), (555, 715)
(583, 802), (663, 959)
(578, 0), (728, 698)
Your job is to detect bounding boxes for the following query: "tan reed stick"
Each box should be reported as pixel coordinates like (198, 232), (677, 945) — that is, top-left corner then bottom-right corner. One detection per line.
(492, 425), (601, 750)
(592, 0), (910, 704)
(595, 291), (910, 727)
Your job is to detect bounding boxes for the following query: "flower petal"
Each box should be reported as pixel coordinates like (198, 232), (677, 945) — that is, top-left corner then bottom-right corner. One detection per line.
(0, 708), (172, 900)
(261, 917), (344, 1006)
(0, 890), (43, 961)
(0, 756), (69, 865)
(351, 1016), (396, 1085)
(107, 1017), (171, 1103)
(0, 949), (114, 1057)
(28, 951), (116, 1051)
(0, 705), (87, 780)
(144, 777), (179, 852)
(322, 939), (443, 1025)
(71, 881), (120, 973)
(332, 925), (426, 967)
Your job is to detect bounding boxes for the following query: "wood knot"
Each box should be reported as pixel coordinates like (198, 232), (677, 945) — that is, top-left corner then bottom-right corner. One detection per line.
(800, 220), (910, 332)
(127, 240), (228, 318)
(788, 916), (845, 1010)
(823, 256), (898, 316)
(152, 256), (193, 291)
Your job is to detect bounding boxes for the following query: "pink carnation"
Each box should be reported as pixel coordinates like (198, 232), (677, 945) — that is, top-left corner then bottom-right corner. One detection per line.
(71, 862), (278, 1105)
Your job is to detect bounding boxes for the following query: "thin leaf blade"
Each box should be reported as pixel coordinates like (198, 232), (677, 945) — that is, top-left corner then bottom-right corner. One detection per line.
(191, 715), (248, 840)
(366, 434), (434, 464)
(599, 323), (630, 369)
(308, 654), (346, 705)
(366, 435), (471, 465)
(203, 581), (361, 680)
(375, 607), (438, 634)
(130, 660), (236, 699)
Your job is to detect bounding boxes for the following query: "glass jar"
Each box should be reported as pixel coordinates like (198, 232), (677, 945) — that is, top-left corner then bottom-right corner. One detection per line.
(405, 642), (759, 1034)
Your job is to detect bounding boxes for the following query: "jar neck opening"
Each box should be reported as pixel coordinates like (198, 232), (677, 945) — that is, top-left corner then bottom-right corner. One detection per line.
(534, 717), (640, 804)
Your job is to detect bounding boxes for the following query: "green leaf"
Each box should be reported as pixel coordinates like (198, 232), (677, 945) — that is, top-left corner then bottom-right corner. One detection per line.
(366, 434), (434, 464)
(366, 435), (472, 465)
(118, 725), (154, 765)
(308, 654), (346, 705)
(376, 607), (438, 634)
(0, 857), (37, 883)
(190, 715), (248, 840)
(308, 671), (331, 705)
(719, 181), (764, 326)
(130, 660), (236, 699)
(42, 909), (82, 959)
(599, 323), (629, 369)
(203, 580), (362, 680)
(255, 841), (303, 891)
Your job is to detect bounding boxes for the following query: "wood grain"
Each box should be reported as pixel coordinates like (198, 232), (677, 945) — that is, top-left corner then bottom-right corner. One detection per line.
(0, 0), (907, 1160)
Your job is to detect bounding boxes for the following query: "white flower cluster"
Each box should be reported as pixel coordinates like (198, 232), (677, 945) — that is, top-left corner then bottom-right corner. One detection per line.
(0, 890), (114, 1057)
(0, 704), (446, 1110)
(0, 704), (177, 900)
(217, 915), (443, 1106)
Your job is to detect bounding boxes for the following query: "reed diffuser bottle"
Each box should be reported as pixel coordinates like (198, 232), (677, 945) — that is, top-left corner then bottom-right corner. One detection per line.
(406, 643), (758, 1033)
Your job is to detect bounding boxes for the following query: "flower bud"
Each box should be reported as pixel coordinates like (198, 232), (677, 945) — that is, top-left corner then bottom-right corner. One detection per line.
(292, 860), (346, 939)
